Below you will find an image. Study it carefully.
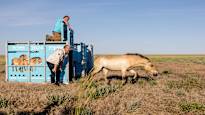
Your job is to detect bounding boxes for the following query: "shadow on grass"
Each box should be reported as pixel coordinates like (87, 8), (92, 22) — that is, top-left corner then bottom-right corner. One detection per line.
(106, 75), (154, 84)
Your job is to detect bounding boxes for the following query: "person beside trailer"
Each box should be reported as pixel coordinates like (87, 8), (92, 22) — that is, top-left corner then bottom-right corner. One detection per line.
(46, 44), (70, 85)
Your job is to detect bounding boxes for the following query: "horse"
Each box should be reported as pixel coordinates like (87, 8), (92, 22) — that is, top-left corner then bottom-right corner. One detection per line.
(29, 57), (42, 71)
(22, 57), (42, 72)
(11, 54), (28, 72)
(90, 53), (158, 84)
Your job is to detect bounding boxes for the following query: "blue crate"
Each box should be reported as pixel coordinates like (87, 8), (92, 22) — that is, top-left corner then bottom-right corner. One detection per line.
(6, 41), (69, 83)
(5, 41), (94, 83)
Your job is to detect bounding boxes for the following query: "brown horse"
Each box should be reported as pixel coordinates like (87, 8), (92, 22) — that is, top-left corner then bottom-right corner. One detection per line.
(91, 53), (158, 84)
(22, 57), (42, 72)
(11, 54), (28, 72)
(29, 57), (42, 71)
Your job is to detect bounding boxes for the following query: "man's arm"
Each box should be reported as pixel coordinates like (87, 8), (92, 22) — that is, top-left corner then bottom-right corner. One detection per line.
(52, 49), (64, 73)
(52, 64), (58, 73)
(67, 22), (73, 30)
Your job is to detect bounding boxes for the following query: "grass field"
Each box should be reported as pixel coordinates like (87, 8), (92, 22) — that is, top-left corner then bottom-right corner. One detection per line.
(0, 55), (205, 115)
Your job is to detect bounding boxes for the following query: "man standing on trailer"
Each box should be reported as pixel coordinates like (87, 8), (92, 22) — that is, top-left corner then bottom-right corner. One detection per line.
(46, 44), (70, 85)
(52, 15), (73, 41)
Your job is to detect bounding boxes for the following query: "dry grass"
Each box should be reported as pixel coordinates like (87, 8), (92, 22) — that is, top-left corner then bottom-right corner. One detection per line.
(0, 55), (205, 114)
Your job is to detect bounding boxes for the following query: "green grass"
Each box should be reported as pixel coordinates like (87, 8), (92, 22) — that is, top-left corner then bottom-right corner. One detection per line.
(137, 79), (158, 87)
(175, 90), (186, 97)
(72, 107), (93, 115)
(85, 83), (122, 99)
(166, 74), (205, 91)
(127, 99), (141, 113)
(179, 101), (205, 113)
(46, 94), (75, 107)
(148, 55), (205, 64)
(0, 97), (9, 108)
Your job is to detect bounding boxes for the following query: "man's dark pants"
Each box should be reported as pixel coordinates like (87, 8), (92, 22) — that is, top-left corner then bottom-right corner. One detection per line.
(63, 22), (67, 41)
(47, 62), (61, 84)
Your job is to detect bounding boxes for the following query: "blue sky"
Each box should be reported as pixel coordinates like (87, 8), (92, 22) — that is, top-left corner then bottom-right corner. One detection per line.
(0, 0), (205, 54)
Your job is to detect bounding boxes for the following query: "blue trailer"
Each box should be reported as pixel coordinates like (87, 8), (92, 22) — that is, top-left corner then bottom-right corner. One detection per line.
(5, 41), (94, 83)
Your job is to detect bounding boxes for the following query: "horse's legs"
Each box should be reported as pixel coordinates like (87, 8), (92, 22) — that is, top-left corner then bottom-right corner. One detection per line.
(102, 68), (110, 84)
(21, 67), (25, 72)
(30, 67), (33, 72)
(91, 66), (102, 77)
(15, 66), (19, 72)
(84, 66), (103, 89)
(16, 67), (18, 72)
(18, 67), (21, 72)
(20, 67), (23, 72)
(21, 67), (24, 72)
(129, 69), (137, 79)
(22, 66), (26, 71)
(87, 66), (103, 84)
(26, 66), (28, 72)
(24, 66), (27, 72)
(30, 67), (34, 72)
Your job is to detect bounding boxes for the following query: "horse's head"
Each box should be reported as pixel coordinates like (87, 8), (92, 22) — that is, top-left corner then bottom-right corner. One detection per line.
(144, 62), (158, 77)
(19, 54), (28, 60)
(33, 57), (42, 64)
(19, 55), (28, 63)
(37, 58), (42, 64)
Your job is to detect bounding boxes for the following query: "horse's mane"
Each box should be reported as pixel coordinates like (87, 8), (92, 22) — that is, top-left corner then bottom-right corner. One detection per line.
(125, 53), (150, 61)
